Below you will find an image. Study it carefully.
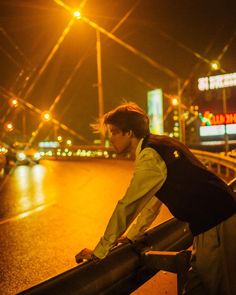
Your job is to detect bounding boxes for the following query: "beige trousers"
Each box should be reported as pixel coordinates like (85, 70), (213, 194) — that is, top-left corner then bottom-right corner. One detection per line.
(184, 213), (236, 295)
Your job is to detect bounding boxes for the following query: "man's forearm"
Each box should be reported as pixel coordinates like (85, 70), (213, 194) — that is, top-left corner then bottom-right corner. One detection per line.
(126, 197), (162, 241)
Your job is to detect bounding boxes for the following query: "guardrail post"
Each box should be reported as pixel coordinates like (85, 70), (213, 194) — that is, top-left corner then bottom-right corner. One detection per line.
(143, 250), (191, 295)
(207, 161), (211, 170)
(192, 149), (236, 182)
(217, 163), (221, 175)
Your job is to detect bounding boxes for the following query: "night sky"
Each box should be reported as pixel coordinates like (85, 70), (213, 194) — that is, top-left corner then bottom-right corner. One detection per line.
(0, 0), (236, 144)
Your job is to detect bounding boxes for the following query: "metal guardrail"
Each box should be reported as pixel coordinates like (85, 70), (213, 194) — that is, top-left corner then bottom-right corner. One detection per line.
(192, 149), (236, 180)
(16, 150), (235, 295)
(228, 177), (236, 192)
(19, 218), (193, 295)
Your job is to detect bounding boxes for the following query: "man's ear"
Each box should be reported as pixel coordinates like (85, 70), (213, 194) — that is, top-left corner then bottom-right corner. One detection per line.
(127, 130), (134, 137)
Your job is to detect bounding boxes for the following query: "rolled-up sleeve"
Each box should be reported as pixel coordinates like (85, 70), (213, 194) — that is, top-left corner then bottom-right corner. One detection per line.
(93, 147), (167, 259)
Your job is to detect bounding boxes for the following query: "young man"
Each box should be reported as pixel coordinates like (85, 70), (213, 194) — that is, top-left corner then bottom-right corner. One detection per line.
(75, 102), (236, 295)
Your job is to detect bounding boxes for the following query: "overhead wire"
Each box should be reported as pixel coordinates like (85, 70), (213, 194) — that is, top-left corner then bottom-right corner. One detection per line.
(0, 27), (31, 67)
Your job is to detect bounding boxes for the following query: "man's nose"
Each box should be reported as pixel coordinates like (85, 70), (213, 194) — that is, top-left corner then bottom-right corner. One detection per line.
(110, 136), (115, 145)
(110, 137), (114, 144)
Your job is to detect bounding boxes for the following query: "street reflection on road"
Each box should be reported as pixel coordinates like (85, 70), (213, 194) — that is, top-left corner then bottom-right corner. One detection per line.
(0, 163), (53, 223)
(14, 165), (46, 211)
(0, 159), (172, 295)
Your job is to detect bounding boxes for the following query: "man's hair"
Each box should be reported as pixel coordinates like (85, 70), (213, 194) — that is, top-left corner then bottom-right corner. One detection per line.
(103, 102), (150, 139)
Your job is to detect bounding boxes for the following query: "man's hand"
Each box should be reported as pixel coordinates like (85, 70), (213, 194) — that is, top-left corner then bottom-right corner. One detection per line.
(75, 248), (93, 263)
(117, 235), (132, 244)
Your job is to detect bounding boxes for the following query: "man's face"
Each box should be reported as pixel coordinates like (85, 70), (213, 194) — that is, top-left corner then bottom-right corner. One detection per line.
(108, 124), (132, 154)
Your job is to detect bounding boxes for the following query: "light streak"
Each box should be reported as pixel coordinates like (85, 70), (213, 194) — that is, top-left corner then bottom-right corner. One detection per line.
(23, 18), (75, 100)
(82, 15), (179, 80)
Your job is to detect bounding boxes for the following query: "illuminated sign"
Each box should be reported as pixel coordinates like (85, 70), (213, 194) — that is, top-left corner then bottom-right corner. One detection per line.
(147, 89), (164, 134)
(200, 111), (236, 126)
(38, 141), (60, 148)
(200, 124), (236, 136)
(198, 72), (236, 91)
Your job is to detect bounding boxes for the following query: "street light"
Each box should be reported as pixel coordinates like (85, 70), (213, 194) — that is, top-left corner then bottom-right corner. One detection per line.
(55, 2), (180, 145)
(73, 11), (81, 19)
(96, 29), (104, 121)
(4, 121), (14, 132)
(41, 111), (52, 122)
(73, 11), (104, 143)
(8, 97), (19, 108)
(210, 61), (229, 154)
(210, 60), (220, 71)
(177, 79), (185, 143)
(171, 97), (179, 106)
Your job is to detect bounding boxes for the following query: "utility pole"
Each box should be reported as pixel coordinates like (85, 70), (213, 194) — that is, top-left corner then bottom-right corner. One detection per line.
(222, 88), (229, 155)
(96, 29), (104, 144)
(177, 79), (185, 143)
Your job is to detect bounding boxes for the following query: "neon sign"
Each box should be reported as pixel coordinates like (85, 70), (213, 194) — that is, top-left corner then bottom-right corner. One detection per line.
(200, 111), (236, 126)
(200, 124), (236, 137)
(198, 72), (236, 91)
(38, 141), (60, 148)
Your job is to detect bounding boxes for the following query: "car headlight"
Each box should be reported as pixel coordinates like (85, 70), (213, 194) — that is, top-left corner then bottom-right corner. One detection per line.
(33, 152), (41, 161)
(16, 152), (26, 161)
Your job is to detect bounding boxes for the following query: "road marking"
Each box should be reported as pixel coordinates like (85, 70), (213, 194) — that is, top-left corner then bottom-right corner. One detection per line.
(0, 201), (56, 225)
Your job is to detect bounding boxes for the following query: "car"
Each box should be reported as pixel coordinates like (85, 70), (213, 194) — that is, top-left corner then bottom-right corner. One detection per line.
(0, 144), (14, 175)
(13, 142), (41, 165)
(16, 149), (41, 165)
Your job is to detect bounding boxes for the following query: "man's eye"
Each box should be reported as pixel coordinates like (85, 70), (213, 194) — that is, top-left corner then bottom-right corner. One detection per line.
(110, 128), (120, 136)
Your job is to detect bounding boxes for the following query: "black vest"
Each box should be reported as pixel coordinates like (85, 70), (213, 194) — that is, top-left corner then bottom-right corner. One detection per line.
(141, 134), (236, 236)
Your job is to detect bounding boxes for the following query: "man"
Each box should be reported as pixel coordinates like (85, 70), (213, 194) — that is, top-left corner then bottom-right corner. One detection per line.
(75, 102), (236, 295)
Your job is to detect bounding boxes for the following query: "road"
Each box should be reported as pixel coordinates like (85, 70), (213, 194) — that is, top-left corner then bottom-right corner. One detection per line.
(0, 158), (174, 295)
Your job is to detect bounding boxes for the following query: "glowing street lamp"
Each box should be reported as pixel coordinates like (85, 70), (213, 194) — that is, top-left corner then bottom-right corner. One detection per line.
(73, 8), (104, 142)
(4, 121), (14, 132)
(73, 10), (81, 19)
(42, 111), (52, 122)
(210, 60), (220, 71)
(209, 61), (229, 154)
(9, 98), (19, 108)
(171, 97), (179, 106)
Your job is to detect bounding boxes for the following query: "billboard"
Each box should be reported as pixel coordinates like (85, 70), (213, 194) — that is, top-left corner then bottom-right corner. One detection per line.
(198, 72), (236, 91)
(147, 89), (164, 134)
(199, 111), (236, 136)
(200, 124), (236, 136)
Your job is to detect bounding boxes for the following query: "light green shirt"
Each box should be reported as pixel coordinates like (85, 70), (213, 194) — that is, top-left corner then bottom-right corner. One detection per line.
(93, 138), (167, 259)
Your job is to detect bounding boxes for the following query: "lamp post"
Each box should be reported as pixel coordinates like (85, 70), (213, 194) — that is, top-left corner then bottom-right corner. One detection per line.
(55, 4), (180, 146)
(96, 29), (105, 144)
(198, 61), (232, 155)
(96, 29), (104, 119)
(222, 88), (229, 154)
(177, 79), (185, 143)
(74, 11), (105, 144)
(210, 60), (229, 154)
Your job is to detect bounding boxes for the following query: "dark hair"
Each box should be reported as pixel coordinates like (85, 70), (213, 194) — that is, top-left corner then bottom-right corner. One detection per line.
(104, 102), (150, 139)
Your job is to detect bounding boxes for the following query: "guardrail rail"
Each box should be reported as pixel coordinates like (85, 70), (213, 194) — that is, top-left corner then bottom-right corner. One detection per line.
(192, 149), (236, 181)
(19, 218), (193, 295)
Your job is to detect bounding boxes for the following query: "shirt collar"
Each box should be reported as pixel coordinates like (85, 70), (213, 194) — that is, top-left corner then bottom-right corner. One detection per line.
(135, 138), (144, 158)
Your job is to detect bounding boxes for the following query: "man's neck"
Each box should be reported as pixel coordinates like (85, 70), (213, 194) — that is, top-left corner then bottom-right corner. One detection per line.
(129, 137), (140, 159)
